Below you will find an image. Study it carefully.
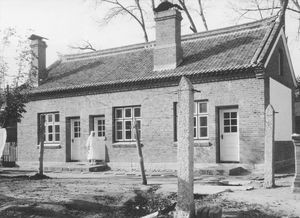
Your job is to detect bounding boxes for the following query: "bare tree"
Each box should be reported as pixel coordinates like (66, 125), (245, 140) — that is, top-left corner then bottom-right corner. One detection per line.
(230, 0), (300, 35)
(0, 28), (32, 87)
(98, 0), (149, 42)
(230, 0), (298, 21)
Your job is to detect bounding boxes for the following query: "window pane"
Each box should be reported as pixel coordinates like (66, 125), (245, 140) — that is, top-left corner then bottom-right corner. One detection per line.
(134, 108), (141, 117)
(115, 109), (123, 118)
(48, 114), (53, 122)
(116, 121), (123, 140)
(194, 127), (197, 138)
(136, 120), (141, 137)
(126, 130), (132, 139)
(224, 112), (230, 118)
(55, 134), (60, 141)
(224, 119), (230, 125)
(231, 112), (237, 118)
(200, 127), (207, 137)
(194, 103), (197, 114)
(199, 116), (207, 127)
(224, 126), (230, 133)
(231, 126), (237, 132)
(117, 131), (122, 140)
(199, 103), (207, 113)
(125, 121), (131, 130)
(136, 120), (141, 130)
(48, 134), (53, 141)
(55, 114), (60, 122)
(48, 126), (53, 133)
(55, 125), (60, 133)
(125, 108), (132, 118)
(116, 121), (123, 130)
(193, 117), (196, 127)
(231, 119), (237, 125)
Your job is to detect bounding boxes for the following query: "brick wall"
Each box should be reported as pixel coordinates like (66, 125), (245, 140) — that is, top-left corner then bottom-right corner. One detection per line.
(18, 77), (266, 165)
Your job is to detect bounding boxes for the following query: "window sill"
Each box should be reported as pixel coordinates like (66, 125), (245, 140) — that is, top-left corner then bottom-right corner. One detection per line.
(173, 140), (211, 147)
(36, 144), (61, 149)
(112, 142), (144, 148)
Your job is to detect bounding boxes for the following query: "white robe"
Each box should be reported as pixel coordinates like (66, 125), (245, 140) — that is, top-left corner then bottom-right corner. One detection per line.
(0, 128), (7, 157)
(86, 133), (105, 160)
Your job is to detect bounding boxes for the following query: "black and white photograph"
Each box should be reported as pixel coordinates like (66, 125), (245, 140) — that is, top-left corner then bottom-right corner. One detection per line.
(0, 0), (300, 217)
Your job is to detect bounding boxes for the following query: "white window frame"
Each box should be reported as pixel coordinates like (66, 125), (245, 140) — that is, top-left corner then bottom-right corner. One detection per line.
(94, 117), (105, 137)
(194, 101), (208, 139)
(40, 112), (60, 144)
(114, 106), (141, 142)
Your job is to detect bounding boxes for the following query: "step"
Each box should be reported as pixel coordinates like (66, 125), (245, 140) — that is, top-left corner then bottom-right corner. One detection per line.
(44, 163), (109, 173)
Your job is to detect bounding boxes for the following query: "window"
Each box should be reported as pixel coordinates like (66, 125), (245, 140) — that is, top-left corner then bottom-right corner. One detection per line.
(278, 49), (284, 76)
(174, 101), (208, 141)
(194, 102), (208, 139)
(114, 106), (141, 142)
(94, 117), (105, 137)
(223, 112), (238, 133)
(73, 120), (81, 138)
(39, 112), (60, 144)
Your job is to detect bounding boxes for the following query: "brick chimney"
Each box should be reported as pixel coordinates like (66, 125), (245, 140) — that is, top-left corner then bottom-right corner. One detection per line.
(153, 7), (183, 71)
(28, 34), (47, 87)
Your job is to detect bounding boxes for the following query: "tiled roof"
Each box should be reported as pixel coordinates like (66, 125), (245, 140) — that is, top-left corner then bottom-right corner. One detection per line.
(32, 16), (279, 94)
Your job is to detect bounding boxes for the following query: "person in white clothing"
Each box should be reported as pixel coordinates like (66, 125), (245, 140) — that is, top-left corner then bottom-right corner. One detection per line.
(86, 131), (96, 165)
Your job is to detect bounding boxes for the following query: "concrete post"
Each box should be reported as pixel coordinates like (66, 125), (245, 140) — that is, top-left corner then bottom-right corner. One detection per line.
(175, 76), (194, 218)
(264, 104), (275, 188)
(291, 133), (300, 193)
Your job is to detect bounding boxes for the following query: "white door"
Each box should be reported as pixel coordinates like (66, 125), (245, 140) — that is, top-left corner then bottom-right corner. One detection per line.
(219, 108), (239, 162)
(71, 119), (81, 161)
(93, 117), (106, 161)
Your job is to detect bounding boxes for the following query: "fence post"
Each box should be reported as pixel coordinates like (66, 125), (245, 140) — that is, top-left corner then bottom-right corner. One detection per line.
(39, 115), (45, 176)
(175, 76), (194, 218)
(264, 104), (275, 188)
(134, 119), (147, 185)
(292, 133), (300, 193)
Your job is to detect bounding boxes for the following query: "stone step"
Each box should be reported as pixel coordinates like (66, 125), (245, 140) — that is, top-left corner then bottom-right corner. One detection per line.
(44, 163), (109, 173)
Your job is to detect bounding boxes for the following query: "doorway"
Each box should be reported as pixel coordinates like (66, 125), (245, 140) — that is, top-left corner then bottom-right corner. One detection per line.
(219, 108), (239, 162)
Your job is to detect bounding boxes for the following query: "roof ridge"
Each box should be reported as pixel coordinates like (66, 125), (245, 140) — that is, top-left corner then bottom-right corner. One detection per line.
(61, 42), (155, 62)
(182, 16), (277, 42)
(58, 16), (277, 63)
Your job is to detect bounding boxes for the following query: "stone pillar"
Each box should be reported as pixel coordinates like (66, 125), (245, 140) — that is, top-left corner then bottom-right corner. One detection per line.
(264, 104), (275, 188)
(175, 76), (194, 218)
(292, 133), (300, 193)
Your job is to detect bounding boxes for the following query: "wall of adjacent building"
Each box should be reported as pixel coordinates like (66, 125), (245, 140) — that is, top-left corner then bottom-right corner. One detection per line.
(265, 34), (296, 168)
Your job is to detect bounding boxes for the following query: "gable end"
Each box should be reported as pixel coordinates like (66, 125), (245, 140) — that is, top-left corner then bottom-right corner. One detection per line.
(264, 28), (297, 87)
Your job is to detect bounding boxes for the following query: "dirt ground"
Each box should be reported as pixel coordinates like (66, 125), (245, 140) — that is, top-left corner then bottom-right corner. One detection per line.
(0, 168), (300, 218)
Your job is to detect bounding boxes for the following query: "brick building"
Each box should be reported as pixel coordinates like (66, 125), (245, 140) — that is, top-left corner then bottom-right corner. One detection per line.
(18, 8), (297, 170)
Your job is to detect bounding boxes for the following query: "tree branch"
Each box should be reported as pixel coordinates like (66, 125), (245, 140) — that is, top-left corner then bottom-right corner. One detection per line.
(178, 0), (198, 33)
(197, 0), (208, 31)
(69, 40), (97, 52)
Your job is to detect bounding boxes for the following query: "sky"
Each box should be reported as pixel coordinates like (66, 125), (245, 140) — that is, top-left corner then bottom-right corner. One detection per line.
(0, 0), (300, 79)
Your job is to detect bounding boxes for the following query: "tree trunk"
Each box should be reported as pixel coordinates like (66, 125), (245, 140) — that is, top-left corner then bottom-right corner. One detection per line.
(135, 0), (149, 42)
(280, 0), (289, 29)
